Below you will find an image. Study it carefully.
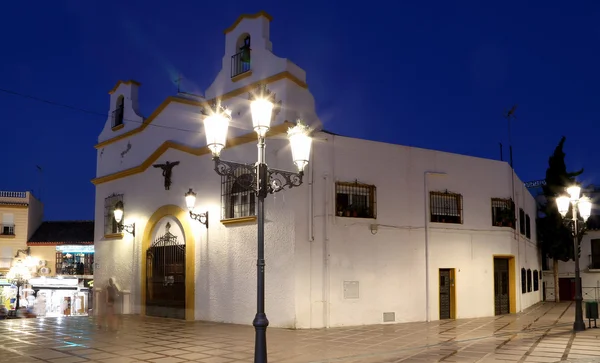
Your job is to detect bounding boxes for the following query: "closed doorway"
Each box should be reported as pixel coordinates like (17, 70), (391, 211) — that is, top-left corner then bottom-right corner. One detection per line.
(494, 258), (510, 315)
(439, 268), (455, 319)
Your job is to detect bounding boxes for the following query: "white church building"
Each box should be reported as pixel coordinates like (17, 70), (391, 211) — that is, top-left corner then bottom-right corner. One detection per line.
(92, 11), (542, 328)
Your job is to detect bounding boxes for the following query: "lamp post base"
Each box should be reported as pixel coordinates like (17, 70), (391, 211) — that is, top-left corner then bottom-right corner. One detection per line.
(253, 312), (269, 363)
(573, 320), (586, 332)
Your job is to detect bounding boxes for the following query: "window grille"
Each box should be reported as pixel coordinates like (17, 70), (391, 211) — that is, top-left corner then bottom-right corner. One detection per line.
(104, 193), (123, 235)
(591, 239), (600, 269)
(430, 191), (463, 224)
(491, 198), (515, 228)
(527, 269), (532, 292)
(533, 270), (539, 291)
(221, 167), (256, 220)
(525, 214), (531, 239)
(335, 181), (376, 219)
(521, 268), (526, 293)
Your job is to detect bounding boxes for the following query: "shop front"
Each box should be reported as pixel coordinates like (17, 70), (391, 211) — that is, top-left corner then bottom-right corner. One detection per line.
(29, 277), (89, 317)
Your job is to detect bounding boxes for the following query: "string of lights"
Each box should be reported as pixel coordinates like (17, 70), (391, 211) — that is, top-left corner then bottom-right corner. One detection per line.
(0, 86), (205, 135)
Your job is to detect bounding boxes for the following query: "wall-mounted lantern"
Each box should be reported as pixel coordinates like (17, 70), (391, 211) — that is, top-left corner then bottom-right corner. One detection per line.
(113, 201), (136, 237)
(184, 189), (209, 228)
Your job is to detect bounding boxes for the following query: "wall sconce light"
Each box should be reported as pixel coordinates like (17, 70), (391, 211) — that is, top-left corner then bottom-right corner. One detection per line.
(114, 200), (136, 237)
(184, 189), (209, 228)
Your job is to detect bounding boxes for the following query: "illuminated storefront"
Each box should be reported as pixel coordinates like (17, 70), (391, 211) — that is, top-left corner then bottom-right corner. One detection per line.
(29, 277), (89, 317)
(55, 245), (94, 276)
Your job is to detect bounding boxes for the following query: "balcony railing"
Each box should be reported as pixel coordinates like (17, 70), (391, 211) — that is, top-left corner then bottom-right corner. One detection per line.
(0, 224), (15, 236)
(112, 106), (124, 128)
(0, 191), (26, 198)
(231, 50), (251, 78)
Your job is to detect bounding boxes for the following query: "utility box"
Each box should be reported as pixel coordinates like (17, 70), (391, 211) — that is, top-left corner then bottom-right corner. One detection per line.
(585, 301), (598, 328)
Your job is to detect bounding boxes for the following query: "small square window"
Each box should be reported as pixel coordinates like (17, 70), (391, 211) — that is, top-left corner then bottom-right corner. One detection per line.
(335, 181), (376, 219)
(104, 193), (123, 235)
(430, 191), (463, 224)
(221, 167), (256, 220)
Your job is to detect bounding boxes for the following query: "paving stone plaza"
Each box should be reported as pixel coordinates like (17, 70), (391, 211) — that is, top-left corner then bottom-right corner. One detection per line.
(0, 302), (599, 363)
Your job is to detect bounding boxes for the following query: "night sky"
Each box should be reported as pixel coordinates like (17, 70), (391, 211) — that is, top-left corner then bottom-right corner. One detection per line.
(1, 1), (599, 220)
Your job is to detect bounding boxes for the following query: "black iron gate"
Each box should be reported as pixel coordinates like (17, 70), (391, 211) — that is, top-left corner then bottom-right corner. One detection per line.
(439, 269), (451, 319)
(146, 222), (186, 319)
(494, 258), (510, 315)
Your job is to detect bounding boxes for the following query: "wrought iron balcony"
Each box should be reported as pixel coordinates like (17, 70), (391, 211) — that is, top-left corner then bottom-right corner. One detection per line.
(112, 106), (124, 128)
(0, 224), (14, 236)
(231, 50), (251, 78)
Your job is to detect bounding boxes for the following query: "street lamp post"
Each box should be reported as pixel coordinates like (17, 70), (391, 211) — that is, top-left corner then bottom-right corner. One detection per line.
(556, 185), (593, 332)
(7, 260), (32, 312)
(200, 83), (312, 363)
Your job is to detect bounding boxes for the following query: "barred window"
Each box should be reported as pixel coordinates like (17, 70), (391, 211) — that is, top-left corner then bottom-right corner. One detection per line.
(491, 198), (515, 228)
(525, 214), (531, 239)
(104, 193), (123, 235)
(335, 181), (376, 219)
(527, 269), (532, 292)
(533, 270), (539, 291)
(521, 268), (526, 293)
(430, 191), (462, 224)
(222, 169), (256, 220)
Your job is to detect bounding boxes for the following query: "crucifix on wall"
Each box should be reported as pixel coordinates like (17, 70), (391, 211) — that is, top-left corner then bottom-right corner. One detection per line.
(153, 161), (180, 190)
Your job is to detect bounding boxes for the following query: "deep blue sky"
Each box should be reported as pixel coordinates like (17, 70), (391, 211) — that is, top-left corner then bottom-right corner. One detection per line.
(1, 1), (599, 220)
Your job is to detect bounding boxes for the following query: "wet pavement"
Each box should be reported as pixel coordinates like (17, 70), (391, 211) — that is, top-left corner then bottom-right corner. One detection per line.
(0, 302), (599, 362)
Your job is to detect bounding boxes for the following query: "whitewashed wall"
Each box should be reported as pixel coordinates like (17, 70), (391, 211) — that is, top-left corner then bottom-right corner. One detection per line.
(293, 134), (542, 328)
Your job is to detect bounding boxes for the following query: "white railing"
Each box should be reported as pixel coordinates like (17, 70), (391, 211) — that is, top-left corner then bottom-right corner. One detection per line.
(0, 191), (26, 198)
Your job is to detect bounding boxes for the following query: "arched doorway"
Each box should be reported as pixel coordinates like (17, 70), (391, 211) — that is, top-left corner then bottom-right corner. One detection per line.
(141, 205), (195, 321)
(146, 221), (186, 319)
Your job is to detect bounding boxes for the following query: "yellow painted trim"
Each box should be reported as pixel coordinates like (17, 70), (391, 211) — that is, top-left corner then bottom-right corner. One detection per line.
(103, 233), (123, 240)
(94, 71), (307, 150)
(231, 70), (253, 82)
(141, 205), (196, 321)
(111, 124), (124, 131)
(493, 255), (517, 314)
(0, 235), (15, 239)
(108, 79), (141, 95)
(221, 216), (257, 225)
(0, 204), (28, 209)
(450, 268), (456, 319)
(224, 11), (273, 34)
(92, 121), (292, 185)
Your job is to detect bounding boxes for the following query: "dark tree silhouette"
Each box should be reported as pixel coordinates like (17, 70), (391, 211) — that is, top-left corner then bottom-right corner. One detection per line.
(538, 136), (583, 302)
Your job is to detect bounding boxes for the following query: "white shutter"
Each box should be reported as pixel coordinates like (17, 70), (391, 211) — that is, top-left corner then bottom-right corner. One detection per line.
(2, 213), (14, 224)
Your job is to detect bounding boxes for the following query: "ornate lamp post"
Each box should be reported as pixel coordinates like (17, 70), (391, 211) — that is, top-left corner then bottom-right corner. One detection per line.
(6, 260), (32, 312)
(200, 84), (312, 363)
(556, 185), (593, 332)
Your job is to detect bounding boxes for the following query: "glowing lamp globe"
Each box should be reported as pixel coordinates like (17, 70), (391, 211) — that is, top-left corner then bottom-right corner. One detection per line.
(556, 195), (570, 217)
(578, 196), (593, 221)
(204, 109), (231, 157)
(251, 98), (274, 137)
(113, 201), (124, 223)
(567, 185), (581, 202)
(287, 123), (312, 173)
(185, 189), (197, 211)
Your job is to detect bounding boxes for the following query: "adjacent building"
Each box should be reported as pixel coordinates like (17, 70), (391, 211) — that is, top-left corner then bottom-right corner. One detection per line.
(92, 11), (542, 328)
(543, 186), (600, 302)
(27, 221), (95, 316)
(0, 191), (43, 274)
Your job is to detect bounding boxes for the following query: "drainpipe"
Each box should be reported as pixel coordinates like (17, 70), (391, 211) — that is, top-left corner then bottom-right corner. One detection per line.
(424, 171), (447, 322)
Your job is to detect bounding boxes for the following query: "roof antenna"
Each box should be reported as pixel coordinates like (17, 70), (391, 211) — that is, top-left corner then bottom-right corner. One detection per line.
(175, 74), (183, 93)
